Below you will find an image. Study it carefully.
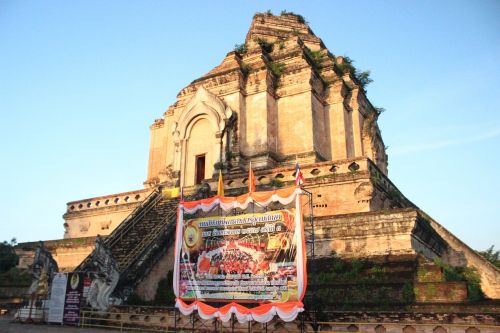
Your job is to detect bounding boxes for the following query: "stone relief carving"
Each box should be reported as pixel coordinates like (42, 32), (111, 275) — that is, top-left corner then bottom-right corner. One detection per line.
(86, 235), (119, 311)
(354, 181), (373, 202)
(79, 221), (90, 233)
(100, 220), (112, 230)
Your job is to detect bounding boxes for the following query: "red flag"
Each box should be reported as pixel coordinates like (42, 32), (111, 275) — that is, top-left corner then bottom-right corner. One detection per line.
(248, 162), (256, 193)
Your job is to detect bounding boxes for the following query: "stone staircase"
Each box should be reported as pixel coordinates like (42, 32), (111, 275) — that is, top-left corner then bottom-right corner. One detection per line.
(77, 188), (179, 297)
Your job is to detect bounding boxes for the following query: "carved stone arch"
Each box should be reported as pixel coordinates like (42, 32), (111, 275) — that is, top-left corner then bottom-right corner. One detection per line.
(174, 86), (227, 139)
(184, 113), (218, 141)
(433, 326), (447, 333)
(178, 103), (223, 140)
(465, 327), (480, 333)
(402, 326), (416, 333)
(172, 86), (230, 187)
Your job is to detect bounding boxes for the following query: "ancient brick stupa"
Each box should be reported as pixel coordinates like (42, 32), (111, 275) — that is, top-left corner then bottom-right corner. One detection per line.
(19, 12), (499, 307)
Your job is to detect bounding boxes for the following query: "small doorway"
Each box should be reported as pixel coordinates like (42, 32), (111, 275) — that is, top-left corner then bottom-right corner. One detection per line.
(195, 154), (206, 185)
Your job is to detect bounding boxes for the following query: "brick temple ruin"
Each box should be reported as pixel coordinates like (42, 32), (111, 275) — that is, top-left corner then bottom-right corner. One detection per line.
(15, 12), (500, 331)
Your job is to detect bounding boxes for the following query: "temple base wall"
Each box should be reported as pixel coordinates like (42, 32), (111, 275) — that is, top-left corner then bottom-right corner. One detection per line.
(63, 188), (151, 239)
(16, 237), (98, 272)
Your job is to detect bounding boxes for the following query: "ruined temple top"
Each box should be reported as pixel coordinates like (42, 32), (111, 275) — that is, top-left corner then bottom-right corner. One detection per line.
(245, 12), (324, 48)
(199, 12), (329, 81)
(144, 11), (388, 189)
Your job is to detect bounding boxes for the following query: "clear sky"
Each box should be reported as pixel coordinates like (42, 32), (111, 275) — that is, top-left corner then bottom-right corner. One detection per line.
(1, 1), (499, 251)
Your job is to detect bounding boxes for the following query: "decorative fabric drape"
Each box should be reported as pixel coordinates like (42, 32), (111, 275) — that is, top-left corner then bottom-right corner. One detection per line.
(176, 299), (304, 323)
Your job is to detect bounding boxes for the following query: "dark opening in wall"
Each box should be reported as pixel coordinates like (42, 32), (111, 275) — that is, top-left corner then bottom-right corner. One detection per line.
(195, 154), (206, 185)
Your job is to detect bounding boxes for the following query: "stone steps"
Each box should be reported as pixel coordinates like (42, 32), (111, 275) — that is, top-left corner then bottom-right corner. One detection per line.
(106, 197), (178, 272)
(76, 191), (180, 295)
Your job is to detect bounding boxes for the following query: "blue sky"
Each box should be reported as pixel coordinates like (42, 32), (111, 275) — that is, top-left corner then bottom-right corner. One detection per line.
(1, 1), (499, 251)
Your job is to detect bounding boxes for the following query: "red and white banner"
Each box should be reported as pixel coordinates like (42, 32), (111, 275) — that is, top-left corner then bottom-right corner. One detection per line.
(173, 187), (306, 323)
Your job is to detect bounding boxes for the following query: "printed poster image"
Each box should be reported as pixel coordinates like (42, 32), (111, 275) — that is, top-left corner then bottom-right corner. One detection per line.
(178, 209), (302, 302)
(63, 272), (84, 325)
(48, 273), (67, 324)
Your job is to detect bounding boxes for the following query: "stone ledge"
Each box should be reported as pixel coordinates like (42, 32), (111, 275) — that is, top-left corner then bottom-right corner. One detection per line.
(65, 188), (151, 214)
(63, 201), (141, 220)
(16, 236), (100, 250)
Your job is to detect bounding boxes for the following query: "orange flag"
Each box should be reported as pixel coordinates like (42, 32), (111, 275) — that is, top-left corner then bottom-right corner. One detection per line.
(248, 161), (256, 193)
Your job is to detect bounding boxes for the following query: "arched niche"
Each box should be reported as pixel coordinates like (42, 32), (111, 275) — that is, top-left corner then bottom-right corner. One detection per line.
(171, 86), (231, 187)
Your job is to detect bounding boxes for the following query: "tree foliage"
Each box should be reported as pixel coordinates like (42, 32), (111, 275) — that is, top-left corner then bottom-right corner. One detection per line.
(478, 245), (500, 268)
(356, 70), (373, 88)
(255, 38), (273, 53)
(234, 43), (247, 56)
(154, 271), (175, 305)
(335, 56), (373, 91)
(0, 238), (18, 273)
(434, 258), (484, 302)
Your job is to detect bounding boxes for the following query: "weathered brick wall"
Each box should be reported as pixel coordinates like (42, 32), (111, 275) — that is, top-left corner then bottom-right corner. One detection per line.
(312, 209), (443, 258)
(414, 281), (467, 303)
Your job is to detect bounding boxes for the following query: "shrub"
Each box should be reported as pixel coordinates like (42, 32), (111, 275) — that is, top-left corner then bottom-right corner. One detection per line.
(269, 179), (284, 188)
(304, 47), (324, 70)
(241, 63), (251, 78)
(255, 38), (273, 53)
(280, 10), (307, 24)
(335, 56), (373, 91)
(434, 259), (484, 302)
(374, 106), (386, 115)
(356, 70), (373, 88)
(234, 43), (247, 55)
(267, 62), (286, 78)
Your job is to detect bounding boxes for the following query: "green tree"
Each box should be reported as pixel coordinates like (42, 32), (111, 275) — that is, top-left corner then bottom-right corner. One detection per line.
(478, 245), (500, 268)
(0, 238), (18, 273)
